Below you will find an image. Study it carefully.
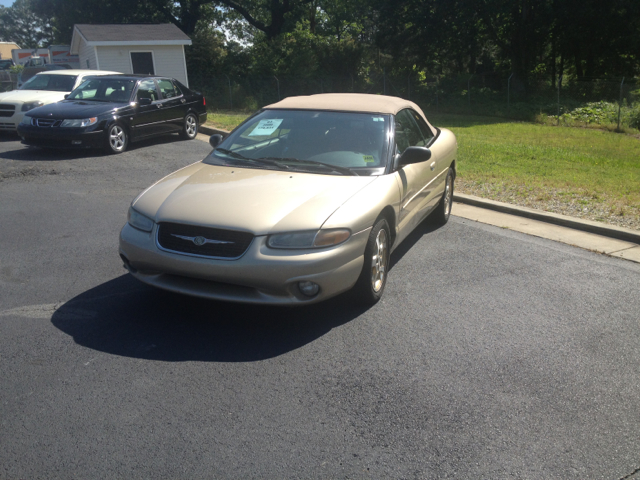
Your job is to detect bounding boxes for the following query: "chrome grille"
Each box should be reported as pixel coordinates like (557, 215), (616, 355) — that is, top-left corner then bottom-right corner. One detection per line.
(35, 118), (61, 127)
(157, 223), (254, 259)
(0, 104), (15, 117)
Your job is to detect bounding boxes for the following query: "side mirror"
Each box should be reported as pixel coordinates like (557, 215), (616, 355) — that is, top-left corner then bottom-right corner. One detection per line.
(398, 146), (431, 167)
(209, 134), (224, 149)
(138, 97), (152, 106)
(64, 94), (69, 99)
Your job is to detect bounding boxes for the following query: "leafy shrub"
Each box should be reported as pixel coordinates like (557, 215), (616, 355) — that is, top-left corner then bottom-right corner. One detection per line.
(563, 101), (619, 124)
(628, 104), (640, 129)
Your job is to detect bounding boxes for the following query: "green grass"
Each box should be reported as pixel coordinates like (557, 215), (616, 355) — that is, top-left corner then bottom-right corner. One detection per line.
(205, 111), (253, 131)
(430, 114), (640, 222)
(432, 114), (640, 193)
(205, 110), (640, 229)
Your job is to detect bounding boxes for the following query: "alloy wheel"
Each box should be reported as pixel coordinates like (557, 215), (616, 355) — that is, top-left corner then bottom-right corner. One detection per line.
(109, 125), (126, 152)
(185, 115), (197, 137)
(371, 227), (388, 293)
(444, 174), (453, 216)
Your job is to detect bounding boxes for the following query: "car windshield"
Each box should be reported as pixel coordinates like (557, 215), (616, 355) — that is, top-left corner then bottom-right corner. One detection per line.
(205, 109), (390, 176)
(67, 78), (136, 102)
(19, 74), (78, 92)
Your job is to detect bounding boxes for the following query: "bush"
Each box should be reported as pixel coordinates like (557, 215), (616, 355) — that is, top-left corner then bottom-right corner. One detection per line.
(628, 104), (640, 129)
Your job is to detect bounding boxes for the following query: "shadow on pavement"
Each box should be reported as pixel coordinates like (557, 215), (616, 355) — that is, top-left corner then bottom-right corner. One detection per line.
(51, 218), (443, 363)
(0, 132), (188, 162)
(51, 274), (370, 363)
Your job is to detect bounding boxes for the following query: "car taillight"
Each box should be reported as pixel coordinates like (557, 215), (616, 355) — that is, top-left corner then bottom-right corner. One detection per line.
(203, 97), (206, 106)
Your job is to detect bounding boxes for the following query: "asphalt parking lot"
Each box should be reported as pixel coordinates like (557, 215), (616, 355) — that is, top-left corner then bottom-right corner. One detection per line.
(1, 132), (640, 479)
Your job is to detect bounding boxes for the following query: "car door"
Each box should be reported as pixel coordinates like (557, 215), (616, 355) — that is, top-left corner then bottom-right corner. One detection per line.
(130, 79), (163, 139)
(407, 109), (445, 211)
(155, 78), (186, 133)
(394, 108), (437, 236)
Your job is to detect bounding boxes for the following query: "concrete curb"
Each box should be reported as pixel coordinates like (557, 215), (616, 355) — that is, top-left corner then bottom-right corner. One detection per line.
(200, 125), (230, 137)
(197, 124), (639, 246)
(454, 193), (640, 245)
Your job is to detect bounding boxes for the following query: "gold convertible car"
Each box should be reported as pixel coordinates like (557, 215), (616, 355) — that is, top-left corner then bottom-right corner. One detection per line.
(119, 94), (457, 305)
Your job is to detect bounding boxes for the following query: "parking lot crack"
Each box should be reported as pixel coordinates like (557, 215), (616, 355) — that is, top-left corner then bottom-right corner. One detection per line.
(619, 467), (640, 480)
(0, 167), (59, 181)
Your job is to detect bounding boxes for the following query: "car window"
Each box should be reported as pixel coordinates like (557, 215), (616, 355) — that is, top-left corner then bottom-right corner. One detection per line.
(394, 109), (424, 153)
(136, 79), (158, 102)
(172, 80), (183, 96)
(157, 79), (179, 99)
(20, 74), (78, 92)
(174, 80), (190, 94)
(408, 110), (435, 145)
(205, 109), (391, 176)
(68, 78), (136, 101)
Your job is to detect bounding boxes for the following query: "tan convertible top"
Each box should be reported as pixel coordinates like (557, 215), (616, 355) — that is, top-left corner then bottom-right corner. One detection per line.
(265, 93), (437, 136)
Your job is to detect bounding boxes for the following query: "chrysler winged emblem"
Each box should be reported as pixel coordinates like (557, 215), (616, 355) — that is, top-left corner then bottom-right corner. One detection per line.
(171, 234), (234, 246)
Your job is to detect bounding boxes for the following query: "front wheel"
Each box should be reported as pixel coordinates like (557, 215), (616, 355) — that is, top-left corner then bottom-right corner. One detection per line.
(106, 123), (128, 154)
(430, 167), (454, 225)
(353, 218), (391, 305)
(180, 113), (198, 139)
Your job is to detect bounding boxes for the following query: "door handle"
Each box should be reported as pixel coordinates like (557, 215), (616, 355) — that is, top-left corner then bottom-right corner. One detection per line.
(156, 104), (163, 108)
(181, 98), (186, 104)
(430, 162), (436, 171)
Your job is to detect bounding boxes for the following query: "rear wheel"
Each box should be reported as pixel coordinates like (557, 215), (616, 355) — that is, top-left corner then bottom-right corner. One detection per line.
(353, 218), (390, 305)
(106, 123), (128, 154)
(430, 167), (454, 225)
(180, 113), (198, 140)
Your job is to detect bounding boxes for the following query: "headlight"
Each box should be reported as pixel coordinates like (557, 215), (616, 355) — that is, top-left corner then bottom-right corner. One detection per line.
(20, 115), (32, 125)
(127, 207), (154, 232)
(61, 117), (98, 128)
(21, 101), (44, 112)
(267, 229), (351, 249)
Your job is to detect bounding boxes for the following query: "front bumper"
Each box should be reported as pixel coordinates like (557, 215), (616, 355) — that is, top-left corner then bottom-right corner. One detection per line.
(119, 222), (370, 305)
(17, 124), (104, 149)
(0, 109), (24, 131)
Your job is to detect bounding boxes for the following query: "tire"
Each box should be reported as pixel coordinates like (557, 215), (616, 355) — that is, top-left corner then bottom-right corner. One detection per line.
(106, 123), (128, 154)
(353, 218), (391, 305)
(430, 167), (454, 225)
(180, 113), (198, 140)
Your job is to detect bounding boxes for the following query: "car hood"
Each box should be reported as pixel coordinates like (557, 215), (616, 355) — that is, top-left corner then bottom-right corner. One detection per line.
(133, 162), (379, 235)
(0, 90), (67, 104)
(25, 99), (126, 119)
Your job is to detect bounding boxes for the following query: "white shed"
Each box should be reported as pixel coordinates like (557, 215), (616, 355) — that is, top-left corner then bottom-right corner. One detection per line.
(70, 24), (192, 86)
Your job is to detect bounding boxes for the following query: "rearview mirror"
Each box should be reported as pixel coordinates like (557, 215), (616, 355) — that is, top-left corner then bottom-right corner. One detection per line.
(398, 146), (432, 167)
(209, 134), (224, 149)
(138, 97), (152, 106)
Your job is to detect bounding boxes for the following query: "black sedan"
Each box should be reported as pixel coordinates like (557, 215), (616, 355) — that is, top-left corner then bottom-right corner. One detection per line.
(17, 75), (207, 154)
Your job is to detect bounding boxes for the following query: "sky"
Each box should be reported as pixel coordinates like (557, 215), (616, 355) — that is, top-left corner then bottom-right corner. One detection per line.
(0, 0), (14, 7)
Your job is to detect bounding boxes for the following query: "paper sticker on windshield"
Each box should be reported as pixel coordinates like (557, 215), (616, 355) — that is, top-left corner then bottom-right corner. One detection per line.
(249, 119), (283, 136)
(363, 155), (375, 163)
(372, 117), (384, 122)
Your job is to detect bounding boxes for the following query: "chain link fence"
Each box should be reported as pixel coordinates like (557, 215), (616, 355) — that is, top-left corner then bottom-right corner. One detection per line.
(0, 71), (19, 91)
(190, 72), (639, 129)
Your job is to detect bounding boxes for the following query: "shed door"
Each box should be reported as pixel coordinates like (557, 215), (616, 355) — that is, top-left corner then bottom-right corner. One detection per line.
(130, 52), (155, 75)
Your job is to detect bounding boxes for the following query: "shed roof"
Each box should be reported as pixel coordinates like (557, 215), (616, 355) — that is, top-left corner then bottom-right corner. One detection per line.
(71, 24), (191, 53)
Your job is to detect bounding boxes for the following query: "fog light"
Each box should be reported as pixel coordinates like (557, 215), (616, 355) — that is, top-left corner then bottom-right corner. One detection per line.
(298, 281), (319, 297)
(71, 140), (82, 145)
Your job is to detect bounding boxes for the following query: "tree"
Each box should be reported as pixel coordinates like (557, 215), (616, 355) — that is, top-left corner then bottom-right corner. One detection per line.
(375, 0), (483, 74)
(215, 0), (316, 40)
(0, 0), (54, 48)
(31, 0), (170, 43)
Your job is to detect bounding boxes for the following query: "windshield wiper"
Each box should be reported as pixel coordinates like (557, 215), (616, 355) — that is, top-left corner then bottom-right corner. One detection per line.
(69, 98), (109, 102)
(278, 158), (356, 176)
(215, 149), (289, 169)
